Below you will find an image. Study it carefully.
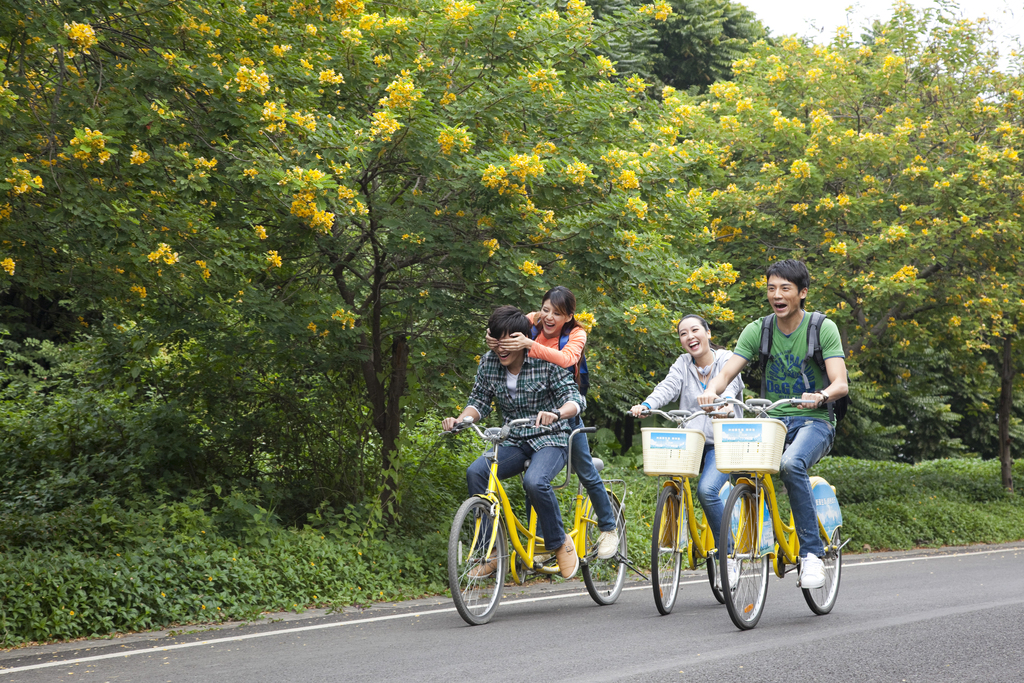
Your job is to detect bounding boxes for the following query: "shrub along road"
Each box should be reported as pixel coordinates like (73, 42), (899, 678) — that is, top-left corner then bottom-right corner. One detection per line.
(2, 542), (1022, 682)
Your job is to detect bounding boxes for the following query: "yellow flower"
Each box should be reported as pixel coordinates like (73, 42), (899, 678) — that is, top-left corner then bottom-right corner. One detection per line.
(626, 196), (648, 220)
(519, 260), (544, 277)
(331, 307), (357, 329)
(617, 169), (640, 189)
(266, 250), (283, 268)
(319, 69), (345, 85)
(829, 241), (847, 256)
(147, 243), (178, 265)
(308, 321), (318, 333)
(639, 2), (674, 22)
(575, 311), (597, 333)
(444, 1), (477, 22)
(482, 238), (499, 257)
(370, 110), (401, 141)
(130, 285), (147, 298)
(130, 146), (150, 165)
(563, 160), (591, 186)
(1, 257), (14, 276)
(253, 225), (268, 239)
(234, 65), (271, 95)
(195, 260), (211, 279)
(65, 22), (97, 51)
(790, 159), (811, 179)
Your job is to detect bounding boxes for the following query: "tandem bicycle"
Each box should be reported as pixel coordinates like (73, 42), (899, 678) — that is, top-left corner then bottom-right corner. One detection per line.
(710, 397), (848, 630)
(444, 415), (632, 625)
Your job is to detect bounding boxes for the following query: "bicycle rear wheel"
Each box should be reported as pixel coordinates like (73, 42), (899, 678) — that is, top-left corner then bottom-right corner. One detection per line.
(448, 497), (508, 626)
(651, 485), (683, 615)
(582, 490), (627, 606)
(802, 528), (842, 615)
(720, 482), (770, 630)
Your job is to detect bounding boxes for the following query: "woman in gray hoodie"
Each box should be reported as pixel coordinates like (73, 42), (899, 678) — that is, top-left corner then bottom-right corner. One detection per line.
(630, 314), (744, 547)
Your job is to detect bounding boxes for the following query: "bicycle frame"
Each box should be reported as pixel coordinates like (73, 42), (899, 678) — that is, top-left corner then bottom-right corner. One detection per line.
(639, 408), (724, 567)
(455, 418), (618, 582)
(710, 396), (844, 577)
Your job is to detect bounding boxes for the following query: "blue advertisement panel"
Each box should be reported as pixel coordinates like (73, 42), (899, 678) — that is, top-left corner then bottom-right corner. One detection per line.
(648, 432), (688, 450)
(811, 477), (843, 540)
(719, 423), (763, 443)
(760, 494), (775, 556)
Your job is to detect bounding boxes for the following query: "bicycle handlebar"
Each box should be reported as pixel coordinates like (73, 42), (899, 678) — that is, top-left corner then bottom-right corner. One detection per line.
(633, 407), (732, 424)
(708, 396), (808, 417)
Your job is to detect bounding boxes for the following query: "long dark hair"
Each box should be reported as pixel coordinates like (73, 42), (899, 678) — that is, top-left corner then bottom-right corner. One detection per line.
(678, 314), (723, 351)
(540, 285), (577, 334)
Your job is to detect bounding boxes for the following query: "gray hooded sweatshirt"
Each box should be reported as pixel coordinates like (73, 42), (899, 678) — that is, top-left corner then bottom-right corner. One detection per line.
(641, 348), (744, 444)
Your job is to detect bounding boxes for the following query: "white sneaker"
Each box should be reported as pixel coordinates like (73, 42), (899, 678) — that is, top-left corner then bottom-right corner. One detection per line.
(727, 557), (741, 589)
(596, 529), (620, 560)
(799, 554), (825, 589)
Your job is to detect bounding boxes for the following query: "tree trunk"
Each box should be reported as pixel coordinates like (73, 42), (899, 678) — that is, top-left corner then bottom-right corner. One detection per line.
(998, 335), (1014, 492)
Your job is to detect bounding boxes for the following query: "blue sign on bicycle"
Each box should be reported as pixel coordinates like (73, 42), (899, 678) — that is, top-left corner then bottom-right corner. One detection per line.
(719, 424), (763, 443)
(812, 479), (843, 539)
(648, 432), (688, 450)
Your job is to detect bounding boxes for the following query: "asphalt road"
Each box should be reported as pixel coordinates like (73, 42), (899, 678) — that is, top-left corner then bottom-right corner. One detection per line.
(2, 543), (1023, 682)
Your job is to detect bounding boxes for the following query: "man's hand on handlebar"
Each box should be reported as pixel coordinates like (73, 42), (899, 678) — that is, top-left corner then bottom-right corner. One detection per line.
(442, 415), (472, 432)
(798, 391), (825, 410)
(697, 388), (721, 412)
(535, 410), (561, 427)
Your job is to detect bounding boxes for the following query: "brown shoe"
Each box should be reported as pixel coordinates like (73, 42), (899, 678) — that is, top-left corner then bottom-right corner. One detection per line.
(555, 537), (579, 580)
(468, 552), (499, 579)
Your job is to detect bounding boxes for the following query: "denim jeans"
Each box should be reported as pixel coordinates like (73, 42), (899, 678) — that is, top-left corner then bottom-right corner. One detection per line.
(777, 416), (835, 558)
(466, 443), (568, 551)
(696, 444), (729, 547)
(568, 415), (616, 532)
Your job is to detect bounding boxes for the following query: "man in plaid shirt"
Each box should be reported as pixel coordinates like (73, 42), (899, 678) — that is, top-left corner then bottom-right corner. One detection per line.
(443, 306), (586, 579)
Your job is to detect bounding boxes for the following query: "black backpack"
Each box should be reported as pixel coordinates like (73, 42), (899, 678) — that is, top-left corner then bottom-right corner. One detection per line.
(758, 312), (851, 422)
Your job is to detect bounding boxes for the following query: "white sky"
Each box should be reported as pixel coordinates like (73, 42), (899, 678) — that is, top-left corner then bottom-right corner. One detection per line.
(741, 0), (1023, 54)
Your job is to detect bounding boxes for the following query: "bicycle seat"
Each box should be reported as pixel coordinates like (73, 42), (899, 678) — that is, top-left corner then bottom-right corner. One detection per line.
(593, 457), (604, 473)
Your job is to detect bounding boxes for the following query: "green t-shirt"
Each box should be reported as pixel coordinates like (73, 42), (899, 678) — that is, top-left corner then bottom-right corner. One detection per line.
(733, 312), (845, 423)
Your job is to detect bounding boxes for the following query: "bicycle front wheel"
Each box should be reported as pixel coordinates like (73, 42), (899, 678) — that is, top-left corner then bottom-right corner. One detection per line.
(448, 497), (508, 626)
(582, 490), (627, 606)
(720, 482), (770, 630)
(651, 485), (683, 615)
(803, 529), (843, 615)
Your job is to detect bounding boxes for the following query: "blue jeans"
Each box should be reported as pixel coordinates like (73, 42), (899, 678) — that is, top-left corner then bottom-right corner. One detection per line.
(568, 415), (616, 532)
(696, 444), (729, 547)
(466, 443), (568, 551)
(778, 416), (835, 558)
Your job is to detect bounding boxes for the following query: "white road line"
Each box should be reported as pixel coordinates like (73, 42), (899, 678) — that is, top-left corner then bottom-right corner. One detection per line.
(1, 545), (1019, 675)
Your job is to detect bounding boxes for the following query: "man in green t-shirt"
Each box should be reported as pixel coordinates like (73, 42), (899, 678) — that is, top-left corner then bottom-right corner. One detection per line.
(698, 259), (849, 590)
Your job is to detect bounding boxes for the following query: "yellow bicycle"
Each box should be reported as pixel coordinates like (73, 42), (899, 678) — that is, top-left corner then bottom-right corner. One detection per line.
(712, 397), (847, 630)
(639, 408), (730, 614)
(445, 416), (629, 625)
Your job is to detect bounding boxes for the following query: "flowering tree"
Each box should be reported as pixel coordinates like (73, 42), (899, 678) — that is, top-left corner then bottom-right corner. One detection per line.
(662, 4), (1024, 479)
(1, 0), (731, 509)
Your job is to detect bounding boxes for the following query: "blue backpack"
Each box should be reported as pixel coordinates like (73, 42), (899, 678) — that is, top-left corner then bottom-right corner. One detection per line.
(531, 325), (590, 396)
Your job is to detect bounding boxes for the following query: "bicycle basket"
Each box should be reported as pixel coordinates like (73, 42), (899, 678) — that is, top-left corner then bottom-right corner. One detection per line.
(713, 419), (787, 473)
(641, 428), (705, 477)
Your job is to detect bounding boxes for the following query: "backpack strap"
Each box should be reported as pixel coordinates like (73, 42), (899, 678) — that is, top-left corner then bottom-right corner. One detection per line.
(558, 328), (588, 390)
(805, 311), (834, 422)
(758, 314), (775, 399)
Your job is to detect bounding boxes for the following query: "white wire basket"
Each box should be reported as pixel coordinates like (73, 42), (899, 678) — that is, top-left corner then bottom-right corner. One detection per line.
(713, 419), (787, 473)
(641, 428), (706, 477)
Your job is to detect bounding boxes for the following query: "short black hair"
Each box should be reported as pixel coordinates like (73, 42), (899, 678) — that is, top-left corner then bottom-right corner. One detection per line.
(765, 259), (810, 309)
(488, 305), (532, 339)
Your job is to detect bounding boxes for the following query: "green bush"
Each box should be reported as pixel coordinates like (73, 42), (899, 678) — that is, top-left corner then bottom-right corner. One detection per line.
(0, 497), (447, 647)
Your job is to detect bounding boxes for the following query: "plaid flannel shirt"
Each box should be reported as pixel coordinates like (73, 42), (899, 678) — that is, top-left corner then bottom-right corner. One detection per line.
(466, 352), (586, 452)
